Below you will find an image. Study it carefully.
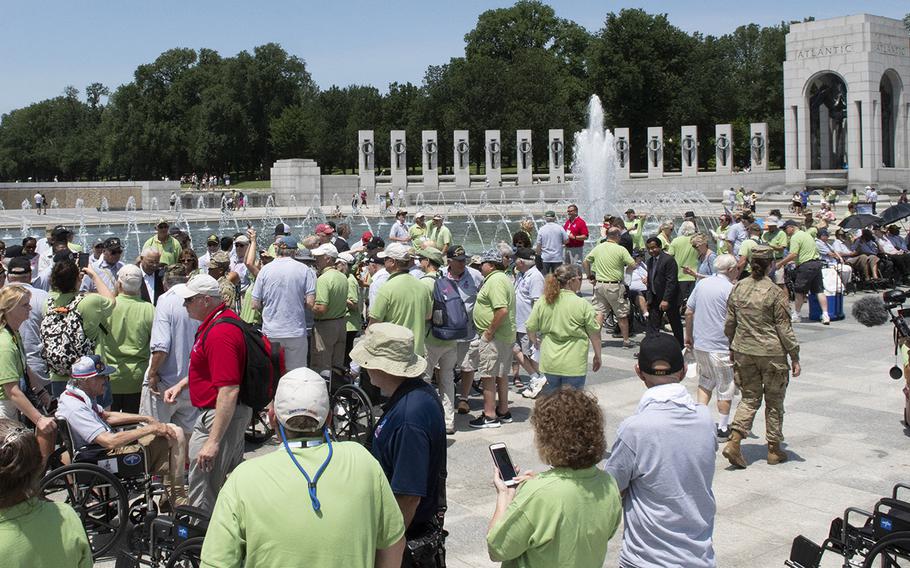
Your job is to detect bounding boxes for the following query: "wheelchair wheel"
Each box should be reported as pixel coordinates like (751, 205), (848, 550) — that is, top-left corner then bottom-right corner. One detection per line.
(330, 384), (375, 446)
(862, 533), (910, 567)
(165, 535), (205, 568)
(40, 463), (129, 559)
(244, 409), (274, 444)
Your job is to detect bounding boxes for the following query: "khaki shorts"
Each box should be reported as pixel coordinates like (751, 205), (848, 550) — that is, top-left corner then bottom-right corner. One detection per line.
(513, 332), (533, 358)
(478, 337), (512, 378)
(592, 282), (629, 319)
(695, 349), (735, 401)
(456, 339), (480, 373)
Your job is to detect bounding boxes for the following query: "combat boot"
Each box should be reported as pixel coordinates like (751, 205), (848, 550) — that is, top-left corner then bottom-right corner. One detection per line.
(767, 442), (788, 465)
(722, 430), (748, 469)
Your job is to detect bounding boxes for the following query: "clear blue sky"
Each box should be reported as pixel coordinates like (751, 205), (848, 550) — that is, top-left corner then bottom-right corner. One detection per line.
(0, 1), (905, 116)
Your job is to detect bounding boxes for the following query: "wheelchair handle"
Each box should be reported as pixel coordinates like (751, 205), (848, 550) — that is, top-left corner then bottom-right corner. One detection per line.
(843, 506), (873, 548)
(893, 483), (910, 502)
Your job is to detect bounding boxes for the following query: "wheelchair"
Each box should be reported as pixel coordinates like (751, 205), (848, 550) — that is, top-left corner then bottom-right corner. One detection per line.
(39, 418), (208, 566)
(243, 369), (376, 448)
(786, 482), (910, 568)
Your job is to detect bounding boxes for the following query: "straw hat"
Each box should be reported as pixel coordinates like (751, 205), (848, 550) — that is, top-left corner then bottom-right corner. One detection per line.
(349, 323), (427, 378)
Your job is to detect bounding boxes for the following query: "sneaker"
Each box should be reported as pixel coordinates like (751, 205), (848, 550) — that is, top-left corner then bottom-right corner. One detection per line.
(496, 410), (513, 423)
(446, 426), (456, 435)
(791, 312), (801, 323)
(623, 340), (635, 349)
(522, 377), (547, 399)
(821, 313), (831, 325)
(469, 414), (501, 429)
(456, 399), (470, 415)
(716, 426), (731, 440)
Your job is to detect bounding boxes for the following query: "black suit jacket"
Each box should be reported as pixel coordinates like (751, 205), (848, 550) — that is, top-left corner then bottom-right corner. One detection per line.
(646, 252), (679, 304)
(138, 267), (165, 306)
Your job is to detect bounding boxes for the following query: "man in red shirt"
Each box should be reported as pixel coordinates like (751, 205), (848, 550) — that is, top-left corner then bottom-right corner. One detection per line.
(163, 274), (253, 513)
(563, 203), (589, 265)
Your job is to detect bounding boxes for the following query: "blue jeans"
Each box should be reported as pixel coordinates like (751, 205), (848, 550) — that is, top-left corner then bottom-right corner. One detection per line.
(543, 374), (586, 394)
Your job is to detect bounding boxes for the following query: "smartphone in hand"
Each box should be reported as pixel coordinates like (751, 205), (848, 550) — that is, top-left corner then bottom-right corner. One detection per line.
(489, 442), (518, 487)
(77, 253), (90, 269)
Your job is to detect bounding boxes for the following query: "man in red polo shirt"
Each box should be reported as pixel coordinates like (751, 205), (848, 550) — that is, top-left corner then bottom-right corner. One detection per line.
(564, 203), (589, 265)
(163, 274), (253, 513)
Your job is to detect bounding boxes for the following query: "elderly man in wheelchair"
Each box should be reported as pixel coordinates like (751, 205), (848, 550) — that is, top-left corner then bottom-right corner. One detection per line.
(55, 354), (188, 509)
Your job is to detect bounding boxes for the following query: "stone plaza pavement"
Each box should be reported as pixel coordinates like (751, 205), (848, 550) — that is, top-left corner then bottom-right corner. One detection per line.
(226, 285), (905, 568)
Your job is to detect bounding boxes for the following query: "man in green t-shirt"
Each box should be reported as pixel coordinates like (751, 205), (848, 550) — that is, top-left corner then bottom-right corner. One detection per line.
(735, 223), (764, 276)
(426, 214), (452, 255)
(142, 219), (183, 267)
(666, 221), (700, 311)
(470, 250), (516, 429)
(369, 243), (433, 357)
(761, 216), (789, 290)
(583, 228), (637, 348)
(779, 220), (829, 324)
(201, 367), (406, 568)
(311, 244), (349, 377)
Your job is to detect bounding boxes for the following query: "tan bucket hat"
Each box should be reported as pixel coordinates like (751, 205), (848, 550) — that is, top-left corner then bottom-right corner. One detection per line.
(350, 323), (427, 378)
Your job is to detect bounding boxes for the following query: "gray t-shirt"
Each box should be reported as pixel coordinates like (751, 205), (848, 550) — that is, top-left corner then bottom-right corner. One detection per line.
(686, 274), (733, 353)
(514, 266), (544, 333)
(149, 288), (200, 387)
(726, 224), (748, 256)
(605, 384), (717, 568)
(252, 257), (316, 338)
(55, 385), (111, 450)
(535, 222), (568, 263)
(10, 283), (48, 383)
(389, 221), (409, 242)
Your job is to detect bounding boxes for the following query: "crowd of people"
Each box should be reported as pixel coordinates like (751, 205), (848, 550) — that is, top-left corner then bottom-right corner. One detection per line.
(0, 188), (893, 567)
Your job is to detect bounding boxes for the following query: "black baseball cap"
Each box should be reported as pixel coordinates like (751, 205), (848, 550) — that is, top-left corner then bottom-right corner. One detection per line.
(53, 250), (76, 264)
(365, 236), (385, 251)
(103, 237), (122, 251)
(446, 245), (468, 261)
(638, 332), (685, 376)
(7, 256), (31, 275)
(781, 220), (800, 229)
(515, 247), (535, 261)
(274, 223), (291, 236)
(4, 245), (23, 258)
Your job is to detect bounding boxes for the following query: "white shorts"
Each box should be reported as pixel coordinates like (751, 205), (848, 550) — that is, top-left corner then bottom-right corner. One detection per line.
(694, 349), (735, 401)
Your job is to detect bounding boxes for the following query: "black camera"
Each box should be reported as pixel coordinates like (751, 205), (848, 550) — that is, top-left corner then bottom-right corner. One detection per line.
(883, 290), (910, 340)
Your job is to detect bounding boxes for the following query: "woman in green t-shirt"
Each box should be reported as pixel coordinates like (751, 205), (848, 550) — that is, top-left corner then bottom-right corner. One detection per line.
(487, 389), (622, 567)
(0, 286), (56, 460)
(525, 265), (601, 393)
(0, 420), (92, 567)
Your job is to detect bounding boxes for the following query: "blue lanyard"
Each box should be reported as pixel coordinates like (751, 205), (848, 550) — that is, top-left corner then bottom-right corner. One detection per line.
(279, 424), (333, 512)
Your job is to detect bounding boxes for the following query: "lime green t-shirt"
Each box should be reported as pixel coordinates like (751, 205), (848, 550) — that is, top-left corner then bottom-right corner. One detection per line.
(409, 224), (428, 246)
(315, 268), (349, 320)
(239, 274), (262, 325)
(657, 232), (671, 250)
(0, 499), (92, 568)
(0, 328), (24, 401)
(666, 235), (698, 282)
(370, 272), (433, 356)
(789, 229), (820, 265)
(45, 292), (115, 382)
(714, 225), (730, 255)
(67, 242), (84, 253)
(97, 294), (154, 395)
(738, 237), (762, 264)
(524, 290), (599, 376)
(487, 467), (622, 568)
(426, 225), (452, 249)
(420, 273), (456, 348)
(346, 273), (363, 333)
(762, 230), (788, 260)
(142, 235), (183, 266)
(585, 241), (634, 282)
(473, 270), (516, 343)
(200, 441), (405, 568)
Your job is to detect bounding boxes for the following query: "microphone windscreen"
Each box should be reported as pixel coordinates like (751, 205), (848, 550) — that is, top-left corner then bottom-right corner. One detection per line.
(852, 296), (890, 327)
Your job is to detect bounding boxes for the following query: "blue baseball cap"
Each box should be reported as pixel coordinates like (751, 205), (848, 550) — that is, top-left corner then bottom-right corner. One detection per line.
(279, 236), (299, 249)
(71, 354), (116, 379)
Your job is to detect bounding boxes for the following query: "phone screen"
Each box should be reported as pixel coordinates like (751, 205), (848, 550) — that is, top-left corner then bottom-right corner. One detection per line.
(490, 444), (517, 484)
(77, 253), (90, 269)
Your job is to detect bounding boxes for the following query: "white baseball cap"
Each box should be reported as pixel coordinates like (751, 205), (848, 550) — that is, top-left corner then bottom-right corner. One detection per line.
(377, 242), (412, 261)
(117, 264), (143, 288)
(311, 243), (338, 258)
(171, 274), (222, 299)
(274, 368), (330, 430)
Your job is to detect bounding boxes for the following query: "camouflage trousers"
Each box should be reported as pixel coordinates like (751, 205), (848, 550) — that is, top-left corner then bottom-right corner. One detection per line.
(730, 353), (790, 443)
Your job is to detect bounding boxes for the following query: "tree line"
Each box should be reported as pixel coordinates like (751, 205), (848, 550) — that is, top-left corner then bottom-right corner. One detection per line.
(1, 2), (880, 182)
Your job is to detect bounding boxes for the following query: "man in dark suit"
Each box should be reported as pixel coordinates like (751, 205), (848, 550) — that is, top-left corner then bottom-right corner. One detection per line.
(645, 237), (683, 346)
(138, 248), (165, 305)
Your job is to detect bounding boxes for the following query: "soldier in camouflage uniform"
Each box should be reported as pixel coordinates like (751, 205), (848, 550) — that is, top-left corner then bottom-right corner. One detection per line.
(722, 245), (801, 468)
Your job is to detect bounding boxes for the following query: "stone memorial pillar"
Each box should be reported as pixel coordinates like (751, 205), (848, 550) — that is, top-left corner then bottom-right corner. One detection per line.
(614, 127), (630, 180)
(516, 130), (533, 185)
(485, 130), (502, 187)
(548, 129), (564, 183)
(715, 124), (733, 174)
(390, 130), (407, 190)
(647, 127), (664, 178)
(749, 123), (768, 172)
(454, 130), (470, 188)
(681, 125), (698, 176)
(422, 130), (439, 189)
(358, 130), (375, 189)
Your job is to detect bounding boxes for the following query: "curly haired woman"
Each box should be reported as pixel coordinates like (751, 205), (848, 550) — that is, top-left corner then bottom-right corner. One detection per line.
(486, 388), (621, 567)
